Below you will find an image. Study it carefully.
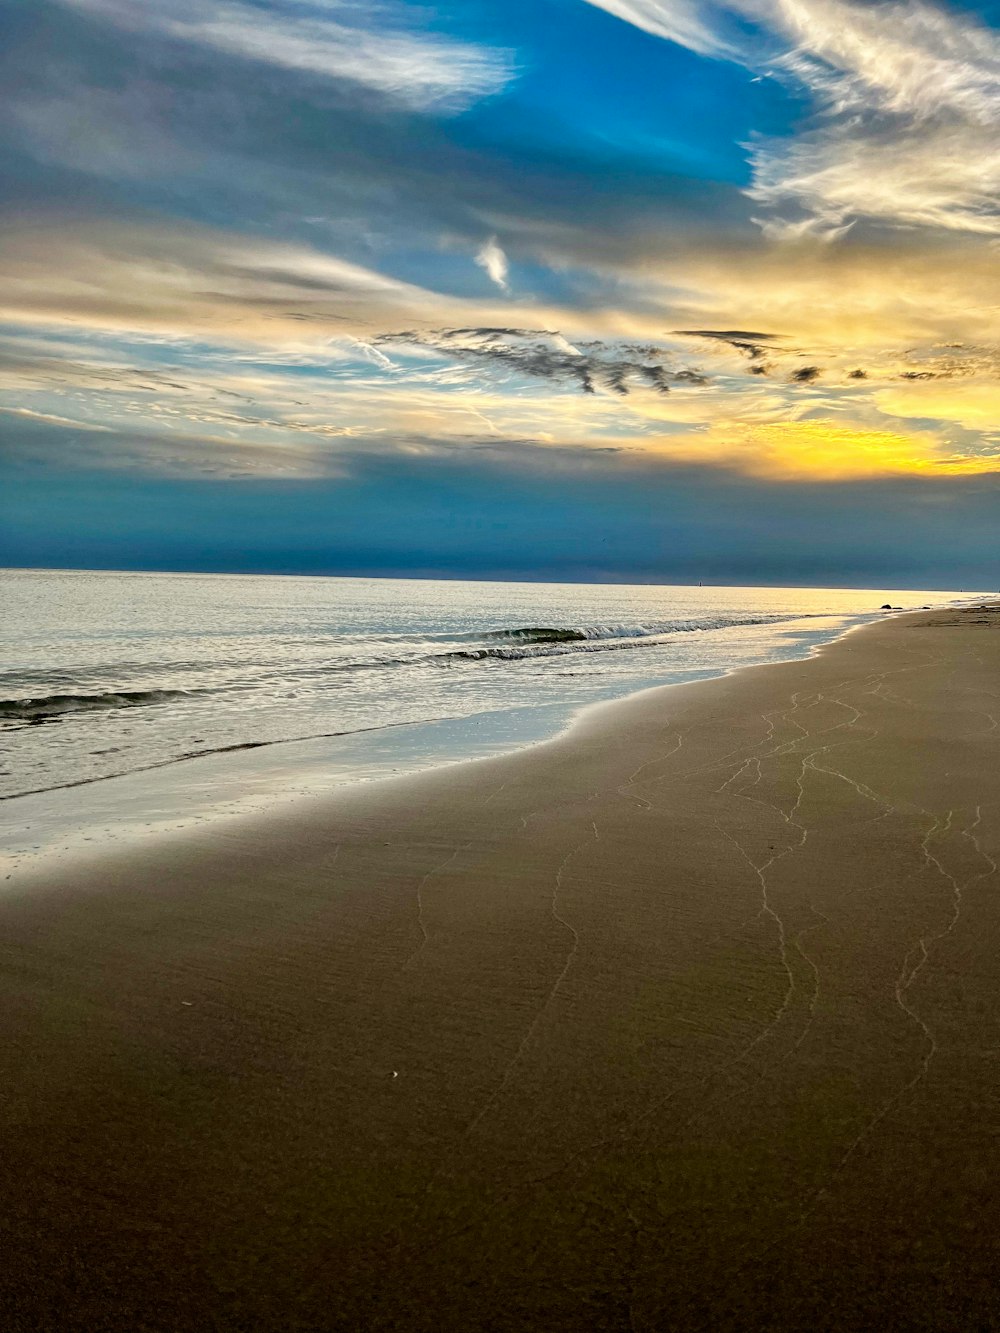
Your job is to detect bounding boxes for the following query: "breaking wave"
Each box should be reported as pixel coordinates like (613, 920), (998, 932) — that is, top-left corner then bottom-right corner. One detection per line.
(0, 615), (808, 727)
(483, 615), (795, 643)
(449, 615), (800, 662)
(0, 688), (198, 722)
(483, 626), (588, 643)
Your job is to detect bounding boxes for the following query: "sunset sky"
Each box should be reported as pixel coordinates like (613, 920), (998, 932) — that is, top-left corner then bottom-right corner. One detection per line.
(2, 0), (999, 584)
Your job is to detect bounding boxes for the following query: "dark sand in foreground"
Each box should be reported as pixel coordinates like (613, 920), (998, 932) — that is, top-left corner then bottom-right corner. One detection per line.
(2, 607), (999, 1331)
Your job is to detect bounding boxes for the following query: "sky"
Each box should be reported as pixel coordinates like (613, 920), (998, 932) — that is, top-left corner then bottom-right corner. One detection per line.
(1, 0), (999, 586)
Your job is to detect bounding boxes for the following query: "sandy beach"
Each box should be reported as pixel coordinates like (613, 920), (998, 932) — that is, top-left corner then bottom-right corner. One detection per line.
(2, 605), (999, 1331)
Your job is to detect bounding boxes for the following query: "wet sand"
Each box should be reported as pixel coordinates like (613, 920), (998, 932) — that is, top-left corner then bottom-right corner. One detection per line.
(2, 606), (999, 1331)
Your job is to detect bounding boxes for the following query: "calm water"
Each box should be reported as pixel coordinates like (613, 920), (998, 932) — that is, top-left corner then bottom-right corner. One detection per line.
(0, 569), (974, 803)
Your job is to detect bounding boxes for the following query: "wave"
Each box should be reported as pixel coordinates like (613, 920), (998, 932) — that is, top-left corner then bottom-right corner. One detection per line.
(484, 615), (795, 643)
(483, 626), (588, 644)
(447, 614), (801, 663)
(0, 687), (198, 722)
(0, 615), (810, 725)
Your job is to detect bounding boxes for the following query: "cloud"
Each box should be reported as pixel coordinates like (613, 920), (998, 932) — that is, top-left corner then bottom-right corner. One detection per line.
(5, 318), (1000, 491)
(677, 328), (783, 359)
(4, 0), (1000, 504)
(59, 0), (513, 113)
(748, 118), (1000, 240)
(0, 406), (114, 432)
(756, 0), (1000, 238)
(653, 416), (1000, 481)
(1, 0), (750, 308)
(650, 233), (1000, 354)
(377, 327), (707, 395)
(677, 329), (781, 342)
(0, 213), (463, 341)
(0, 407), (342, 479)
(475, 238), (510, 293)
(582, 0), (739, 58)
(585, 0), (1000, 239)
(874, 381), (1000, 436)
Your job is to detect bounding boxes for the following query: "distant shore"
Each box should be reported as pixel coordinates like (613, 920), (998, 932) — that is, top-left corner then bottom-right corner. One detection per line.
(2, 604), (999, 1330)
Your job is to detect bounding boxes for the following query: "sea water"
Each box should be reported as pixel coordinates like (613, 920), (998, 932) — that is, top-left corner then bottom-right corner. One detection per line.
(0, 570), (978, 866)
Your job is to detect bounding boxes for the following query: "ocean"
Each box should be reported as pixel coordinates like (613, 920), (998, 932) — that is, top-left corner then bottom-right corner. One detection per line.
(2, 569), (975, 816)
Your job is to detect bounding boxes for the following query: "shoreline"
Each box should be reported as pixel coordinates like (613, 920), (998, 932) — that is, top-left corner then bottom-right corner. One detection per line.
(3, 604), (1000, 1329)
(0, 604), (954, 878)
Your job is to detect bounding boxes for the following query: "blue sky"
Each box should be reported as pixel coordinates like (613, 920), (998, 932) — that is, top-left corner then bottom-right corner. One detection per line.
(2, 0), (999, 585)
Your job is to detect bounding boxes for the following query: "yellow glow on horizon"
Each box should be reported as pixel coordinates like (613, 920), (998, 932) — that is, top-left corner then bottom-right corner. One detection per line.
(652, 418), (1000, 480)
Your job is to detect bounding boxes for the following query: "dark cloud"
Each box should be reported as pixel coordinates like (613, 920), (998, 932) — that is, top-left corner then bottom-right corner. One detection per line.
(848, 368), (867, 379)
(731, 341), (768, 360)
(0, 409), (338, 479)
(434, 327), (554, 339)
(676, 328), (783, 361)
(790, 365), (821, 383)
(378, 328), (707, 395)
(677, 330), (781, 342)
(5, 417), (999, 588)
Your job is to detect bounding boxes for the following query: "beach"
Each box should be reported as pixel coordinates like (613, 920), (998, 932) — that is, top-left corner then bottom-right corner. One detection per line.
(2, 603), (999, 1330)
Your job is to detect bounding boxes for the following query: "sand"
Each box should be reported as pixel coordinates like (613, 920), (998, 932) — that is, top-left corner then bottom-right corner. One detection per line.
(2, 605), (999, 1331)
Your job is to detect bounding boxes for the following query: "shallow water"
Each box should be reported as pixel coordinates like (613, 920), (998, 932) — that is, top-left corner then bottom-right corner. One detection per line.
(1, 569), (975, 806)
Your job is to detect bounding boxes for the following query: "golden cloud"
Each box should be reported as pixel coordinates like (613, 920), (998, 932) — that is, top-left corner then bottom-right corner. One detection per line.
(650, 417), (1000, 481)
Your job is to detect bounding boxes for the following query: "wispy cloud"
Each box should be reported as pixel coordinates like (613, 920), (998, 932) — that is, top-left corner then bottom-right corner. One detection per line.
(475, 238), (511, 293)
(583, 0), (739, 58)
(60, 0), (514, 112)
(0, 214), (460, 340)
(748, 0), (1000, 238)
(0, 408), (344, 478)
(586, 0), (1000, 238)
